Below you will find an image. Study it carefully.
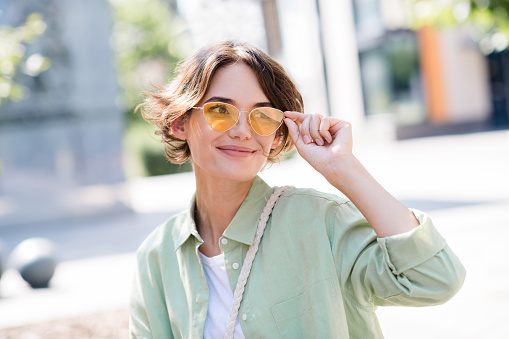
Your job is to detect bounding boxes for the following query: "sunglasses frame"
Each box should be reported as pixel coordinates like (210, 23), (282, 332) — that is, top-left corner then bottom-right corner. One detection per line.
(192, 102), (285, 136)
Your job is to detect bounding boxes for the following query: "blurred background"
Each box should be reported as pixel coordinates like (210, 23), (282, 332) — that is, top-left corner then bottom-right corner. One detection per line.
(0, 0), (508, 338)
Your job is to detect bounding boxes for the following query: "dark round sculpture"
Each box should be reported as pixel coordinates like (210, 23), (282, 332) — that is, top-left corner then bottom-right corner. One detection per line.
(9, 238), (57, 288)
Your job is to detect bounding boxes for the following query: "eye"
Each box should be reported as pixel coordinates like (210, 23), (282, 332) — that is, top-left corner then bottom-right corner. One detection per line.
(209, 104), (228, 114)
(258, 112), (272, 120)
(254, 108), (279, 121)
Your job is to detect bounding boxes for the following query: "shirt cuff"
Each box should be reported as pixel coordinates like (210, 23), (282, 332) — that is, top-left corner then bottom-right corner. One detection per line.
(376, 209), (447, 275)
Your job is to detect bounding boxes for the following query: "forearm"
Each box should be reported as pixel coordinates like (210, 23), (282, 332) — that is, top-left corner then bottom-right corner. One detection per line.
(323, 155), (419, 238)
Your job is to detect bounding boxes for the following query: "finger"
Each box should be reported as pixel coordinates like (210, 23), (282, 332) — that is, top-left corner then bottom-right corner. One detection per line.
(284, 111), (307, 124)
(299, 114), (313, 144)
(283, 118), (302, 145)
(319, 117), (333, 144)
(309, 114), (324, 146)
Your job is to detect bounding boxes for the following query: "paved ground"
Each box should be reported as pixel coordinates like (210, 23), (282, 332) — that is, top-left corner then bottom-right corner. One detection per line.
(0, 129), (508, 338)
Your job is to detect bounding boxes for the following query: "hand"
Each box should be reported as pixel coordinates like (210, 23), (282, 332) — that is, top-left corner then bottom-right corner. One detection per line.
(285, 112), (420, 237)
(284, 112), (354, 177)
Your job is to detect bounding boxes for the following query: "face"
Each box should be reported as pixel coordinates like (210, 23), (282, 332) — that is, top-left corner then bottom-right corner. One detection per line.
(172, 62), (281, 183)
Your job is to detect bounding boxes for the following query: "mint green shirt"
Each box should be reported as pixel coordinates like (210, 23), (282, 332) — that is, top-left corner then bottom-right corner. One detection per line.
(130, 176), (465, 338)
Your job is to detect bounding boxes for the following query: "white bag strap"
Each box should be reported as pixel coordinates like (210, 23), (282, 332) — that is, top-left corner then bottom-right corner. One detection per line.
(224, 186), (292, 339)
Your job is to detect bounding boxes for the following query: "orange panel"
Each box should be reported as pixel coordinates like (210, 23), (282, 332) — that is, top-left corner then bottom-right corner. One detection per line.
(418, 26), (447, 124)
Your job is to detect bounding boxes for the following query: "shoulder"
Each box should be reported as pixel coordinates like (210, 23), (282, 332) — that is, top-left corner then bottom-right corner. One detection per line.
(278, 187), (359, 217)
(281, 186), (348, 204)
(273, 187), (365, 223)
(275, 187), (370, 233)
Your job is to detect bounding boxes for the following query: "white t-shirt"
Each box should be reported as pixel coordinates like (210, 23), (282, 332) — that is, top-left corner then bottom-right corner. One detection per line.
(199, 252), (246, 339)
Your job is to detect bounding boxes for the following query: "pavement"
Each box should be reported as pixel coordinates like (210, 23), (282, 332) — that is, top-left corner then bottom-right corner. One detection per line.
(0, 128), (508, 338)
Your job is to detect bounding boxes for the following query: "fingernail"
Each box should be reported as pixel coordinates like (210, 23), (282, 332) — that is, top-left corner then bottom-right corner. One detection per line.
(303, 135), (311, 144)
(315, 138), (323, 146)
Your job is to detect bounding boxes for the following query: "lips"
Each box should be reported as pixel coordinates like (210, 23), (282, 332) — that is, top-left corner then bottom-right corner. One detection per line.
(217, 145), (256, 158)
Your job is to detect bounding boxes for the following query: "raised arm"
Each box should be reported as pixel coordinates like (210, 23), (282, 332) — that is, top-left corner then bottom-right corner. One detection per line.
(284, 112), (418, 238)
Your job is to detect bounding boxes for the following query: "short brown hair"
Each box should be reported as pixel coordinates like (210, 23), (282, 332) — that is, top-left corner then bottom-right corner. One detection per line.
(138, 40), (304, 164)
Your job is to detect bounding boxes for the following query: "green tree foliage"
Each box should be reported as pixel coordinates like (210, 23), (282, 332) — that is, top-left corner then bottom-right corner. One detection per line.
(409, 0), (509, 53)
(0, 13), (50, 105)
(109, 0), (190, 121)
(108, 0), (193, 177)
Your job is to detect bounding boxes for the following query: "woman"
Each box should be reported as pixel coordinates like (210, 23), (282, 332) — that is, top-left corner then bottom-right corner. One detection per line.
(130, 41), (465, 338)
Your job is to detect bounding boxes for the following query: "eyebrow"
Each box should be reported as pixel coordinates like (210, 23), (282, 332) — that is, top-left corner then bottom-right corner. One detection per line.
(204, 96), (274, 108)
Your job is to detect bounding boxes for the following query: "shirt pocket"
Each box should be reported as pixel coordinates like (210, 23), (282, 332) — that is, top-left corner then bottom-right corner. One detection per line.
(270, 279), (343, 338)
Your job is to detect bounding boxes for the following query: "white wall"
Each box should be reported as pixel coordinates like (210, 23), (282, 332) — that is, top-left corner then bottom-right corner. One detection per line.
(176, 0), (268, 51)
(276, 0), (365, 127)
(275, 0), (328, 115)
(316, 0), (365, 126)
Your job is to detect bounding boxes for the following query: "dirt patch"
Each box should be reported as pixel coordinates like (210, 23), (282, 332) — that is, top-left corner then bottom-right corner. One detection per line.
(0, 308), (128, 339)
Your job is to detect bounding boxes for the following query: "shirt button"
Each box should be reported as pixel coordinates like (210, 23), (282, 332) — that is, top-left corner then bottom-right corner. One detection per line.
(242, 314), (247, 321)
(221, 238), (228, 245)
(232, 262), (240, 270)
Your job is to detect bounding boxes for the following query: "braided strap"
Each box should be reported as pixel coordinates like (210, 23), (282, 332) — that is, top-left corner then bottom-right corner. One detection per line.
(224, 186), (292, 339)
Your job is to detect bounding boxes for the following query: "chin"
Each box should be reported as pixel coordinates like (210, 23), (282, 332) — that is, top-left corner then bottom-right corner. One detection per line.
(192, 159), (265, 183)
(218, 167), (263, 182)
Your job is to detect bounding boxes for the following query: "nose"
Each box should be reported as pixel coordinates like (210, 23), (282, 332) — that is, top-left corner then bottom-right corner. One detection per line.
(228, 111), (252, 140)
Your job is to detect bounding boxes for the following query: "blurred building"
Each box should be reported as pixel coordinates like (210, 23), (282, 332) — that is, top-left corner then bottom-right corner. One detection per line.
(1, 0), (507, 227)
(352, 0), (501, 138)
(175, 0), (506, 139)
(0, 0), (126, 227)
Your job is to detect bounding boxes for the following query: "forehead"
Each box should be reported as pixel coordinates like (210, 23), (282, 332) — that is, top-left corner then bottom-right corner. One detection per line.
(203, 63), (269, 105)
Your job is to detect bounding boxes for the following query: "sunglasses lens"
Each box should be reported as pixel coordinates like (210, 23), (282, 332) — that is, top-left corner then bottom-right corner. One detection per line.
(250, 107), (284, 135)
(203, 103), (239, 131)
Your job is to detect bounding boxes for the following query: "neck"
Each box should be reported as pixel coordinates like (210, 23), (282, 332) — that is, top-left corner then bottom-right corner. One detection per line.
(194, 170), (255, 257)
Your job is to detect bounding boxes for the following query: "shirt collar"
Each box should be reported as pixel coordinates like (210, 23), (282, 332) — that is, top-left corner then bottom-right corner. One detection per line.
(223, 176), (274, 246)
(173, 193), (203, 251)
(173, 176), (274, 251)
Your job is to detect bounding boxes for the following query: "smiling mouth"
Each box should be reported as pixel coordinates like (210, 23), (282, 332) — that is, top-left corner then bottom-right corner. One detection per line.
(217, 146), (256, 157)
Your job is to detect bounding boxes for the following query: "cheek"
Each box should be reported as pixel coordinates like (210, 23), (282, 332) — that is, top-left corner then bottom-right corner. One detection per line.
(258, 137), (278, 156)
(187, 117), (209, 144)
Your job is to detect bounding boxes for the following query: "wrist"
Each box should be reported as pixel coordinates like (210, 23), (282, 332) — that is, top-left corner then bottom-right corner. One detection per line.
(322, 154), (364, 190)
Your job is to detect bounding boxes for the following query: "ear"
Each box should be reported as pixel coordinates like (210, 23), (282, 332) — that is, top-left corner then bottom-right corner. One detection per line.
(171, 118), (187, 140)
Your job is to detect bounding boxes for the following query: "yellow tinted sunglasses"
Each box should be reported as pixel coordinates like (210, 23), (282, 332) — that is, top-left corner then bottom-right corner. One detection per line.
(193, 102), (284, 136)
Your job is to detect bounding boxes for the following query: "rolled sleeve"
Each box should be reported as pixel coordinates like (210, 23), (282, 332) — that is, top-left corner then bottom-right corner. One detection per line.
(372, 209), (466, 306)
(377, 209), (446, 275)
